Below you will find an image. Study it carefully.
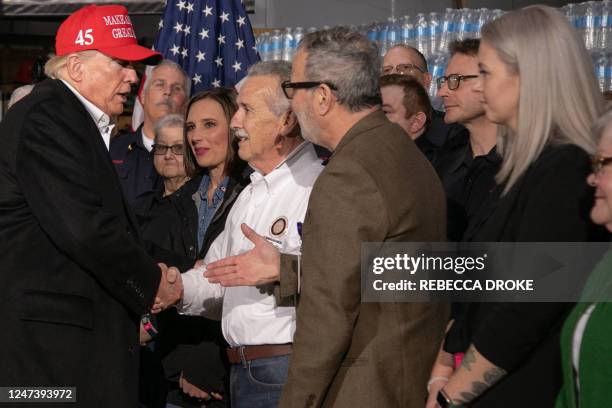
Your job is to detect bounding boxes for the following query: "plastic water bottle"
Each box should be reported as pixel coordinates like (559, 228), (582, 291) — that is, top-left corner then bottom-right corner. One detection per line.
(476, 8), (490, 37)
(415, 13), (430, 58)
(598, 1), (611, 51)
(270, 29), (282, 61)
(562, 3), (578, 30)
(281, 28), (293, 61)
(388, 17), (401, 49)
(367, 22), (379, 44)
(259, 33), (271, 61)
(438, 8), (457, 54)
(378, 20), (390, 56)
(293, 27), (304, 53)
(428, 55), (448, 100)
(401, 15), (416, 47)
(584, 1), (597, 51)
(429, 12), (441, 58)
(457, 9), (468, 40)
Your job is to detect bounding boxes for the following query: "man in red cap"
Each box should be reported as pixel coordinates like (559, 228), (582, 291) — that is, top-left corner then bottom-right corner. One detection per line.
(0, 5), (182, 407)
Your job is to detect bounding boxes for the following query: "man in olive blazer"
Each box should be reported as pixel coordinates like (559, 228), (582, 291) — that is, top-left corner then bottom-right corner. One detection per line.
(276, 28), (450, 408)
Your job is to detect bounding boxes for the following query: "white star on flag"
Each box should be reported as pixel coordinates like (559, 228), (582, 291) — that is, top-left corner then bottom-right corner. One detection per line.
(212, 78), (221, 88)
(199, 28), (209, 39)
(173, 22), (183, 33)
(158, 19), (164, 29)
(235, 39), (244, 50)
(196, 51), (206, 62)
(232, 61), (242, 72)
(170, 44), (180, 55)
(237, 16), (246, 27)
(181, 47), (188, 58)
(176, 0), (186, 10)
(192, 73), (202, 84)
(184, 25), (191, 35)
(186, 2), (194, 13)
(203, 5), (213, 17)
(215, 56), (223, 67)
(217, 34), (225, 44)
(220, 11), (230, 23)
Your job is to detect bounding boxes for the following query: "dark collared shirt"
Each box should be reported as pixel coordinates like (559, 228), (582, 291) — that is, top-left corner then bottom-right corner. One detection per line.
(434, 130), (501, 241)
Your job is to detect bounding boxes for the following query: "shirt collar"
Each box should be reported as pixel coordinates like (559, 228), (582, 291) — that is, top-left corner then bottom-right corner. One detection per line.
(249, 141), (313, 196)
(141, 129), (154, 152)
(198, 174), (229, 203)
(61, 80), (115, 150)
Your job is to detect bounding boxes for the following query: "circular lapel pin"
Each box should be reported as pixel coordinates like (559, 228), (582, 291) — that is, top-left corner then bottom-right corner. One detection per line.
(270, 216), (288, 236)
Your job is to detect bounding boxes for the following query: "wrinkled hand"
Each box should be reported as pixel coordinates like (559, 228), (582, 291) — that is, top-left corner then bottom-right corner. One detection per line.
(152, 263), (183, 313)
(179, 372), (223, 401)
(204, 223), (281, 287)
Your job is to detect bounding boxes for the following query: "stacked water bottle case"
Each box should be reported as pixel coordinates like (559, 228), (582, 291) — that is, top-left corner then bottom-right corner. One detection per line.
(256, 1), (612, 96)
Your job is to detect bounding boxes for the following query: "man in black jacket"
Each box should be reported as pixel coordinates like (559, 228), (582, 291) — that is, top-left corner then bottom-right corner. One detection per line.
(111, 60), (189, 204)
(0, 5), (182, 407)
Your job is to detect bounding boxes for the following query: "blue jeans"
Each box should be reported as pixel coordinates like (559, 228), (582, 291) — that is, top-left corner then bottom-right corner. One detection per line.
(230, 355), (290, 408)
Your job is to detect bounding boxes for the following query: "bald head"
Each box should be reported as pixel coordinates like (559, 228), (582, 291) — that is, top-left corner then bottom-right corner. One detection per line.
(382, 45), (431, 89)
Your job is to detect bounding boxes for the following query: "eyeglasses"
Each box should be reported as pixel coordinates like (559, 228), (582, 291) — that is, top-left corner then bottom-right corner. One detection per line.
(381, 63), (426, 76)
(591, 155), (612, 174)
(436, 74), (479, 91)
(281, 80), (337, 99)
(152, 144), (185, 155)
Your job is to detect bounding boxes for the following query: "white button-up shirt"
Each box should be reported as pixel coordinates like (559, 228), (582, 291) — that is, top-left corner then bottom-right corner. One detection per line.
(180, 141), (323, 347)
(61, 80), (114, 150)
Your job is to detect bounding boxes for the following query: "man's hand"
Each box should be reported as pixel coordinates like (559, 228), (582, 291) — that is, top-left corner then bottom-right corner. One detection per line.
(204, 223), (281, 287)
(179, 372), (223, 401)
(152, 263), (183, 313)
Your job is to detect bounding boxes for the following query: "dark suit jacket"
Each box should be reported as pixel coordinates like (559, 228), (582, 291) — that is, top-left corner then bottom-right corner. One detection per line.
(446, 144), (609, 407)
(279, 110), (450, 408)
(0, 79), (161, 407)
(110, 126), (159, 204)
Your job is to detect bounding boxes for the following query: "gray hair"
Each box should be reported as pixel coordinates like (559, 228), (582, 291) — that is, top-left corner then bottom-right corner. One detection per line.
(154, 114), (185, 143)
(298, 26), (382, 112)
(143, 60), (191, 97)
(246, 60), (292, 116)
(483, 5), (604, 194)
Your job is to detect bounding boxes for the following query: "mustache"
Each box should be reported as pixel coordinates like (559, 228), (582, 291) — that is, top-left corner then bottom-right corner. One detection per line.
(156, 98), (176, 110)
(232, 129), (248, 139)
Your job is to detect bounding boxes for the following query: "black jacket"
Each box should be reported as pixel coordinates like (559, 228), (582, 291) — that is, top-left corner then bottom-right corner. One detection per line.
(0, 79), (161, 407)
(445, 144), (609, 407)
(110, 126), (159, 204)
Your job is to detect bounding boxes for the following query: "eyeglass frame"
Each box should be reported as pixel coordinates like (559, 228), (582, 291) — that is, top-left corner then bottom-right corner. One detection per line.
(590, 155), (612, 174)
(381, 63), (427, 76)
(436, 74), (479, 91)
(152, 143), (185, 155)
(281, 80), (337, 99)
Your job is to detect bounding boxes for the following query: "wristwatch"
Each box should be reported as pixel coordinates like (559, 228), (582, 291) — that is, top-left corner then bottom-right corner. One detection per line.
(436, 389), (466, 408)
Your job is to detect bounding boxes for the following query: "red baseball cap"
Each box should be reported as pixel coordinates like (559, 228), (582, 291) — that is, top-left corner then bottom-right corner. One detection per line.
(55, 4), (162, 65)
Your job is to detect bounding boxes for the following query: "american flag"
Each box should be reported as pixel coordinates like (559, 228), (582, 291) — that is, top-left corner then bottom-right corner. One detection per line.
(132, 0), (259, 129)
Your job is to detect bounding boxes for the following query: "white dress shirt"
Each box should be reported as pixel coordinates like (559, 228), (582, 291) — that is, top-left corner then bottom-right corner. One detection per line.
(180, 141), (323, 347)
(61, 80), (114, 150)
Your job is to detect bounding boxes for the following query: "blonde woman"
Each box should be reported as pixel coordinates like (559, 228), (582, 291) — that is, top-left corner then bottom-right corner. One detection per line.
(427, 6), (609, 408)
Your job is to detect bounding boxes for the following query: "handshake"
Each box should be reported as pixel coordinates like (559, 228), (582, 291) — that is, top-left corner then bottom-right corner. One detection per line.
(153, 263), (184, 313)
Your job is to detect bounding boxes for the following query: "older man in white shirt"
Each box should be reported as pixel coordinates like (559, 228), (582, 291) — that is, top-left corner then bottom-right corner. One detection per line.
(171, 61), (323, 408)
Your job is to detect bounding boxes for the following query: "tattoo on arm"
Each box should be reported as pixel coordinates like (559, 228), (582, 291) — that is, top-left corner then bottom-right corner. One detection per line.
(460, 346), (476, 371)
(454, 346), (508, 404)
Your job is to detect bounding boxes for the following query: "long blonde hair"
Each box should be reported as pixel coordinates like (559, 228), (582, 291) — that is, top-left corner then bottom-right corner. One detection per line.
(482, 5), (604, 194)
